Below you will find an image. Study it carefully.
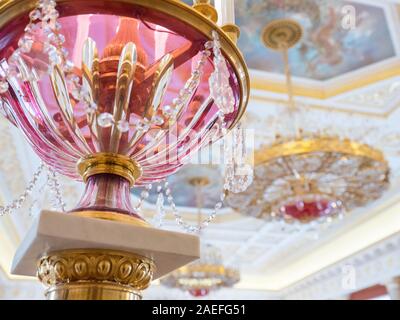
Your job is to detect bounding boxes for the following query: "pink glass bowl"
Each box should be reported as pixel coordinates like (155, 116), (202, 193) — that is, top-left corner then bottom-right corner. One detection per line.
(0, 0), (248, 217)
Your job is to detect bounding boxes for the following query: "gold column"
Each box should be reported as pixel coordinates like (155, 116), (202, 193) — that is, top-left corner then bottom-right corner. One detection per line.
(37, 249), (155, 300)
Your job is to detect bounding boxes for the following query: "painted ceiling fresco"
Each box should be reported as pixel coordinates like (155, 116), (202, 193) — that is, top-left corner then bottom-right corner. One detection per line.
(184, 0), (396, 81)
(132, 164), (224, 209)
(236, 0), (395, 80)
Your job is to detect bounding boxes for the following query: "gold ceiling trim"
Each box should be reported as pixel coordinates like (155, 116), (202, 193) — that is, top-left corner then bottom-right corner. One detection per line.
(251, 62), (400, 100)
(0, 0), (249, 129)
(255, 137), (387, 166)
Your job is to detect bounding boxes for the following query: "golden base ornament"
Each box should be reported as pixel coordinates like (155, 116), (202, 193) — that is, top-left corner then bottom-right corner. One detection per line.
(38, 249), (155, 300)
(11, 210), (200, 300)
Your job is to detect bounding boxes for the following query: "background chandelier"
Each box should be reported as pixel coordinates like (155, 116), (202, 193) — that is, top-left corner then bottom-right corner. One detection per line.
(160, 242), (240, 297)
(0, 0), (249, 300)
(226, 18), (389, 224)
(160, 176), (240, 297)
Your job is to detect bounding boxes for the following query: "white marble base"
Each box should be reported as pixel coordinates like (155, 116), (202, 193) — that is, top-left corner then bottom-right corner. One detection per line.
(11, 210), (199, 280)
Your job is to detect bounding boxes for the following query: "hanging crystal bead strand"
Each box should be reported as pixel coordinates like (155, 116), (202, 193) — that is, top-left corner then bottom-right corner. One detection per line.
(223, 123), (253, 194)
(12, 1), (69, 73)
(209, 31), (235, 115)
(0, 0), (79, 104)
(134, 184), (152, 212)
(96, 44), (214, 133)
(209, 31), (253, 192)
(152, 183), (166, 228)
(161, 33), (240, 233)
(0, 163), (45, 216)
(28, 181), (47, 217)
(46, 166), (66, 212)
(162, 49), (210, 121)
(164, 181), (226, 234)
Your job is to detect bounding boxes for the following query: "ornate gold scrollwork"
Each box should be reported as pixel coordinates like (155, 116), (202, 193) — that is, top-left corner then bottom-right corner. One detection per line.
(38, 249), (155, 300)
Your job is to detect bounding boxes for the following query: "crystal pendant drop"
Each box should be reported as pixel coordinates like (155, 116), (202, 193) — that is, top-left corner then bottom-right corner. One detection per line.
(85, 102), (98, 114)
(152, 115), (164, 126)
(63, 60), (74, 73)
(224, 164), (254, 194)
(141, 190), (149, 199)
(42, 25), (53, 36)
(205, 41), (214, 50)
(117, 120), (130, 132)
(155, 190), (165, 227)
(40, 1), (57, 12)
(161, 104), (177, 118)
(0, 81), (9, 94)
(48, 48), (62, 65)
(25, 23), (41, 34)
(97, 112), (114, 128)
(29, 9), (42, 21)
(44, 10), (59, 22)
(135, 118), (150, 132)
(236, 164), (254, 191)
(57, 33), (66, 45)
(156, 192), (164, 213)
(224, 124), (253, 194)
(47, 32), (59, 44)
(18, 35), (34, 53)
(209, 32), (235, 115)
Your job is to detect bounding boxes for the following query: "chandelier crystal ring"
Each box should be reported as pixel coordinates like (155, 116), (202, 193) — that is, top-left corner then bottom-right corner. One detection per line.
(160, 259), (240, 297)
(228, 137), (389, 223)
(255, 138), (387, 165)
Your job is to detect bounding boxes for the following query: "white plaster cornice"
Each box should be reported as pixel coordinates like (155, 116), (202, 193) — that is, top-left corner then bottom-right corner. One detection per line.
(282, 232), (400, 299)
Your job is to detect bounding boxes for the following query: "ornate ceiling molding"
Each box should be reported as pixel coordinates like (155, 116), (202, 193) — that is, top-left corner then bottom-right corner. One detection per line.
(282, 231), (400, 299)
(251, 59), (400, 100)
